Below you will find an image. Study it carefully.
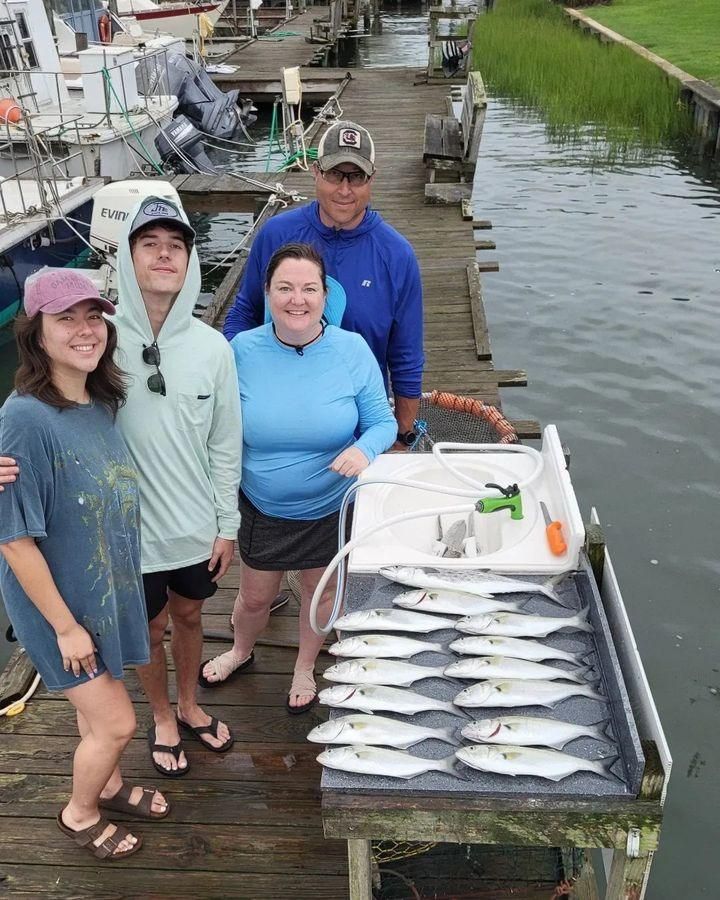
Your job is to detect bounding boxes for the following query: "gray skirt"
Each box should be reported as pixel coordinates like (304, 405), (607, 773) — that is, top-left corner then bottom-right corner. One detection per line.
(238, 490), (352, 571)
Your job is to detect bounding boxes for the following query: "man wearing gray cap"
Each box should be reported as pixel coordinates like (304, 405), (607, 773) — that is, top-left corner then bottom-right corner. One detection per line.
(0, 196), (243, 777)
(223, 120), (424, 449)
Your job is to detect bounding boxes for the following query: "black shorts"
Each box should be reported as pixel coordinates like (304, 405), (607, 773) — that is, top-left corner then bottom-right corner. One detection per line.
(238, 489), (352, 572)
(142, 559), (219, 621)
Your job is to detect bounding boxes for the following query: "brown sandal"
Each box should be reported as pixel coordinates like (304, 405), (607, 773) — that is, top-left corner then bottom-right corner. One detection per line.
(286, 668), (318, 715)
(99, 783), (170, 820)
(56, 810), (143, 860)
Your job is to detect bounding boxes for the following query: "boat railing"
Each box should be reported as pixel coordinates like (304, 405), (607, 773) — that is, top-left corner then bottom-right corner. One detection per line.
(0, 114), (89, 222)
(0, 44), (174, 128)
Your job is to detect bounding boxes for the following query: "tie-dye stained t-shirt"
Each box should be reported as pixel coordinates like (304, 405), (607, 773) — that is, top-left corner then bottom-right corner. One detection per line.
(0, 393), (149, 691)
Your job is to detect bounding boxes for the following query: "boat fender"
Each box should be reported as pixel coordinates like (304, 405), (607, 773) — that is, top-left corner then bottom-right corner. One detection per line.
(98, 13), (111, 44)
(0, 98), (22, 124)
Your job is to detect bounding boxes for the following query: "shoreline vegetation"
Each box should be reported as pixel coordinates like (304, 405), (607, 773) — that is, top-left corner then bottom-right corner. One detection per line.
(589, 0), (720, 87)
(472, 0), (693, 158)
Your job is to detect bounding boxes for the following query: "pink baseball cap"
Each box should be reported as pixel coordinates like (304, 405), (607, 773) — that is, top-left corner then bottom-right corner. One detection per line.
(23, 268), (116, 318)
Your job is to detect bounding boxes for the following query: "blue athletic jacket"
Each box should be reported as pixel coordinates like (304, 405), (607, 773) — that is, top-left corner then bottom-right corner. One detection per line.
(222, 201), (424, 398)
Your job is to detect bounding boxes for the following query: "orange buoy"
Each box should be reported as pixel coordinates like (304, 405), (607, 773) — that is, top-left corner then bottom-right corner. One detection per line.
(0, 98), (22, 124)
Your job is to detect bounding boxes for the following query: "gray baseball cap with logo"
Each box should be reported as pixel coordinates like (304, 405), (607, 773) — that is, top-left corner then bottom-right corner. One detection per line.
(128, 197), (196, 244)
(317, 121), (376, 176)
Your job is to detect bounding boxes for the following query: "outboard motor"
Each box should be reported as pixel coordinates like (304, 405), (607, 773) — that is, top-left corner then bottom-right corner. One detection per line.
(154, 115), (217, 175)
(164, 53), (257, 141)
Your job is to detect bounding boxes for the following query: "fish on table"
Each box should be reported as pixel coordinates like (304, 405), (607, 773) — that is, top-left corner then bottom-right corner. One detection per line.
(393, 589), (522, 616)
(379, 565), (567, 604)
(455, 609), (592, 639)
(449, 635), (583, 663)
(308, 714), (460, 749)
(334, 607), (457, 634)
(461, 716), (614, 750)
(444, 656), (594, 684)
(319, 683), (467, 718)
(328, 634), (446, 659)
(453, 678), (605, 709)
(324, 658), (447, 687)
(317, 745), (462, 780)
(456, 743), (620, 783)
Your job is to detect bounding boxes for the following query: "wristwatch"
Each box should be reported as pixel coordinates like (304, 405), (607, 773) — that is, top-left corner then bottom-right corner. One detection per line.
(396, 430), (418, 446)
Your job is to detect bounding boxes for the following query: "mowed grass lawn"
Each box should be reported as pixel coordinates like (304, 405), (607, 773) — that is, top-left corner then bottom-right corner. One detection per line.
(589, 0), (720, 85)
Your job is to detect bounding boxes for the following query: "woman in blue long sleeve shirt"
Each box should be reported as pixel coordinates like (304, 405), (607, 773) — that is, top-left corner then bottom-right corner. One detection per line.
(200, 243), (396, 712)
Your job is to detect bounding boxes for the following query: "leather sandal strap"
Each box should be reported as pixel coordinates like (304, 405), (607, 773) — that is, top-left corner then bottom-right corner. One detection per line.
(94, 822), (134, 860)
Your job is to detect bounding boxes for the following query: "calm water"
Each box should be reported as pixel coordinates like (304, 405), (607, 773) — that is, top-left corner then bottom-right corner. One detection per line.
(2, 6), (719, 895)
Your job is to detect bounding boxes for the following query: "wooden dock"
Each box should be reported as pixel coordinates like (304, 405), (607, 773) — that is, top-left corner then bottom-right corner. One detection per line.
(0, 13), (553, 899)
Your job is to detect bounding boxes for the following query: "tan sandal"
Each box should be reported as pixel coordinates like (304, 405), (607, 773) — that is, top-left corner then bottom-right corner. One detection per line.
(99, 783), (170, 820)
(286, 668), (317, 715)
(198, 650), (254, 688)
(56, 810), (142, 860)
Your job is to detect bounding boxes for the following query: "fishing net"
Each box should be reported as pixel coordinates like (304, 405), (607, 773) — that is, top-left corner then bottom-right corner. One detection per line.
(413, 391), (519, 448)
(372, 844), (588, 899)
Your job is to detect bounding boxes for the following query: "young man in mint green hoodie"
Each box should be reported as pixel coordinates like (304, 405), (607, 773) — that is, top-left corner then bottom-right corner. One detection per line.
(0, 199), (243, 776)
(112, 199), (243, 776)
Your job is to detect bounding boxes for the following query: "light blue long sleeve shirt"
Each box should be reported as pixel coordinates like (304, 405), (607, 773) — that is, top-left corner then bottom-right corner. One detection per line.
(230, 324), (396, 519)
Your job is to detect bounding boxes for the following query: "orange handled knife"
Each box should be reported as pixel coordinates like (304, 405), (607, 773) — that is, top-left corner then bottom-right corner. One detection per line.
(540, 501), (567, 556)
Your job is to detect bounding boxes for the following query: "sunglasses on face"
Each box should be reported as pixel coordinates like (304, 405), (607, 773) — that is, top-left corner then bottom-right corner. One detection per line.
(142, 341), (166, 396)
(319, 167), (371, 187)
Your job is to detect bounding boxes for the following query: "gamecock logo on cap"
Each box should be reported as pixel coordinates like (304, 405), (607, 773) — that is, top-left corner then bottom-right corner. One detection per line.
(338, 128), (361, 148)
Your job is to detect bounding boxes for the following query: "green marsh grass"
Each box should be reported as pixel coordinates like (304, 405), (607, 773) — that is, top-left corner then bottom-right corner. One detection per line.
(472, 0), (693, 158)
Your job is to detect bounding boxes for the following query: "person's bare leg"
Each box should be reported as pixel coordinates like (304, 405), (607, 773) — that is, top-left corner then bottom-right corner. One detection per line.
(136, 605), (187, 773)
(201, 565), (283, 684)
(172, 592), (230, 748)
(289, 568), (337, 708)
(76, 710), (167, 815)
(61, 674), (139, 854)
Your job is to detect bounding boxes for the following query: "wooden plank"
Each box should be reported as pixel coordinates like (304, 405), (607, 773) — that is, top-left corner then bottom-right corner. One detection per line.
(321, 798), (662, 851)
(476, 260), (500, 272)
(474, 239), (496, 250)
(0, 820), (348, 874)
(347, 839), (373, 900)
(0, 866), (350, 899)
(605, 850), (654, 900)
(423, 114), (445, 161)
(473, 218), (493, 229)
(424, 183), (472, 205)
(466, 262), (491, 360)
(510, 418), (543, 440)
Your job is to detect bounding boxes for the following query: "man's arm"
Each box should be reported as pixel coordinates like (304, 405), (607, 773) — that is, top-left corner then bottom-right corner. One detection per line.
(222, 231), (271, 341)
(387, 247), (424, 448)
(206, 344), (243, 577)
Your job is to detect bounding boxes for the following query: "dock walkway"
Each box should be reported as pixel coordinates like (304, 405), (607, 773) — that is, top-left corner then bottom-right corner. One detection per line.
(0, 15), (542, 900)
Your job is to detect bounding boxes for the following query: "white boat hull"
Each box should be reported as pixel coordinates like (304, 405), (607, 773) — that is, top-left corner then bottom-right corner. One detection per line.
(118, 0), (229, 40)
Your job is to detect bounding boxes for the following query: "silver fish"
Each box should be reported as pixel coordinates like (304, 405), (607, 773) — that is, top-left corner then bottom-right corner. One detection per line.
(444, 656), (592, 684)
(380, 566), (565, 603)
(461, 716), (613, 750)
(324, 658), (446, 687)
(455, 609), (592, 638)
(319, 683), (466, 718)
(449, 635), (582, 663)
(456, 744), (620, 782)
(453, 679), (605, 708)
(318, 745), (460, 780)
(308, 714), (459, 748)
(335, 608), (456, 633)
(393, 589), (521, 616)
(328, 634), (445, 659)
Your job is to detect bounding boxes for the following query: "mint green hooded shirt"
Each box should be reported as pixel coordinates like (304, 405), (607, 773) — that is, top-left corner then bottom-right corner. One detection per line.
(114, 201), (242, 574)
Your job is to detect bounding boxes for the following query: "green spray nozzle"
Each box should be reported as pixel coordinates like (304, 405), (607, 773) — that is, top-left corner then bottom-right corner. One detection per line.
(475, 483), (523, 520)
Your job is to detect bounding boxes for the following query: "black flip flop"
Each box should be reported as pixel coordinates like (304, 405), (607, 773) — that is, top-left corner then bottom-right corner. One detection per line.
(147, 725), (189, 778)
(177, 715), (234, 753)
(286, 692), (319, 716)
(198, 650), (254, 689)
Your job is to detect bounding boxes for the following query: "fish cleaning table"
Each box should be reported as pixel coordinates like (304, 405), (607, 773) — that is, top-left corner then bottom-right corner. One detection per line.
(319, 539), (670, 899)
